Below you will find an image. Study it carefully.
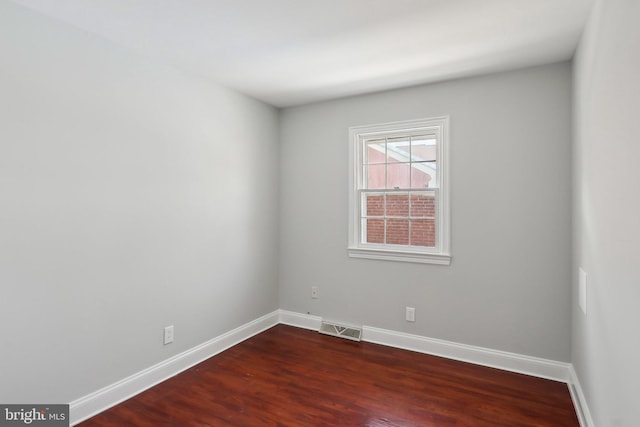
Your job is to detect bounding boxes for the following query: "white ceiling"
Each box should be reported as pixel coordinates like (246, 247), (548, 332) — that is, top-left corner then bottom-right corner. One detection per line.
(11, 0), (593, 107)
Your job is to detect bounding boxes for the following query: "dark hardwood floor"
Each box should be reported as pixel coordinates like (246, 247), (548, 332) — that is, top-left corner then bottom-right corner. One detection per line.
(78, 325), (579, 426)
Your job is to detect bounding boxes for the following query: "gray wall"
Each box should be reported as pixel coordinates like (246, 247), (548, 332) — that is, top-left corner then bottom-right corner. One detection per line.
(279, 62), (573, 361)
(573, 0), (640, 425)
(0, 1), (279, 403)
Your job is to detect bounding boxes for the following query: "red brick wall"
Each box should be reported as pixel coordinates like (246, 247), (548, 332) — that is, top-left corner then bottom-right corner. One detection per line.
(365, 194), (435, 247)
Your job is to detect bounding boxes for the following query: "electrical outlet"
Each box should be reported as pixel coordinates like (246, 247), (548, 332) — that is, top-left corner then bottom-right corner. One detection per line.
(164, 325), (174, 345)
(406, 307), (416, 322)
(311, 286), (319, 299)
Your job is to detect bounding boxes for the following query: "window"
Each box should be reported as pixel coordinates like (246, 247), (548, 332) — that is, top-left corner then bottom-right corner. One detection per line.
(348, 117), (450, 265)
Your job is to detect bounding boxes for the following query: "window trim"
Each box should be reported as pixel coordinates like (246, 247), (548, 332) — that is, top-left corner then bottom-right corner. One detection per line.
(348, 117), (451, 265)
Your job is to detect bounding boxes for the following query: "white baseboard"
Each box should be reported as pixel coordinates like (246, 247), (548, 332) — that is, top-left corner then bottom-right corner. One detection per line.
(362, 325), (571, 382)
(69, 310), (279, 426)
(568, 365), (595, 427)
(279, 311), (571, 383)
(278, 309), (322, 330)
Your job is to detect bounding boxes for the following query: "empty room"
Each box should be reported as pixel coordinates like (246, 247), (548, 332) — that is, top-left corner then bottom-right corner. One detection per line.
(1, 0), (638, 426)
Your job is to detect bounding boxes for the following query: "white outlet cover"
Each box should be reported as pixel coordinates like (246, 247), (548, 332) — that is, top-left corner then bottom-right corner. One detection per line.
(579, 268), (587, 315)
(164, 325), (174, 345)
(406, 307), (416, 322)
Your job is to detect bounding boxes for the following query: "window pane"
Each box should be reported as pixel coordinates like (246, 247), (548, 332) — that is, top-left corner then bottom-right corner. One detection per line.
(365, 164), (386, 189)
(387, 136), (411, 163)
(365, 219), (385, 244)
(365, 139), (386, 164)
(363, 193), (385, 217)
(387, 163), (410, 189)
(411, 135), (437, 162)
(410, 219), (436, 247)
(410, 193), (436, 218)
(410, 162), (436, 188)
(386, 219), (409, 245)
(385, 193), (409, 217)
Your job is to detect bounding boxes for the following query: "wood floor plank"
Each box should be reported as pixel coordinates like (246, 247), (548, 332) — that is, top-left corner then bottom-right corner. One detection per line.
(78, 325), (579, 426)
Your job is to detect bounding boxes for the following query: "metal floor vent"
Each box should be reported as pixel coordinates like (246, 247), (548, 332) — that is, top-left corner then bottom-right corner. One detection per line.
(318, 321), (362, 342)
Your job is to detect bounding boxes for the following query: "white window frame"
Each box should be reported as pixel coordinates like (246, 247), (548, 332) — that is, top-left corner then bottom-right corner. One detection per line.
(348, 117), (451, 265)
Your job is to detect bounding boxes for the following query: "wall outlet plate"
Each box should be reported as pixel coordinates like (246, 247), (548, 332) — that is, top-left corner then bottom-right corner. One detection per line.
(406, 307), (416, 322)
(164, 325), (174, 345)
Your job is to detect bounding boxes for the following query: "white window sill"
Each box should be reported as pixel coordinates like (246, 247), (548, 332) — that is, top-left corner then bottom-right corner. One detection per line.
(347, 247), (451, 265)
